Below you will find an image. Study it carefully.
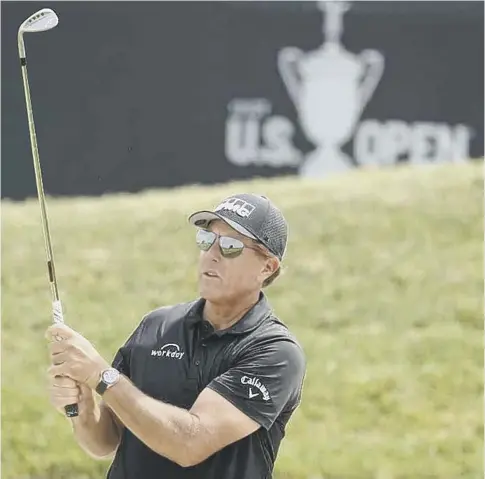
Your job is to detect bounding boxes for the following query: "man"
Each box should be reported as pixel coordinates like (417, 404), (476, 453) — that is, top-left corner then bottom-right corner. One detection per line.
(47, 193), (306, 479)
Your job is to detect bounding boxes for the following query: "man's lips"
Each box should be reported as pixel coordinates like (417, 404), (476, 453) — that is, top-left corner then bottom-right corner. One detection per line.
(202, 270), (220, 278)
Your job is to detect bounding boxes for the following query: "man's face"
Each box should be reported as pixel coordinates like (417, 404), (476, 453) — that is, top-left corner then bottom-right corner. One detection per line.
(197, 220), (278, 303)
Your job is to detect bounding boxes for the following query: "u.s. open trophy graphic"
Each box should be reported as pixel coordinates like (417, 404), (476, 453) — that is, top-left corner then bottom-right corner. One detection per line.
(278, 0), (384, 177)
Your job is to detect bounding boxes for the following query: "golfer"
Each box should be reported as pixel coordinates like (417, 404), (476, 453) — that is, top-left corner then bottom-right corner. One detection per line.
(47, 193), (306, 479)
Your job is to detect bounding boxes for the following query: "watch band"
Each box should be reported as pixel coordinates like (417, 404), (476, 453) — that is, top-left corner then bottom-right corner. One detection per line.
(95, 380), (109, 396)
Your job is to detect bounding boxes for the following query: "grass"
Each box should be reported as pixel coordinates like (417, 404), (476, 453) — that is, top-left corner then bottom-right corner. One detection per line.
(1, 162), (483, 479)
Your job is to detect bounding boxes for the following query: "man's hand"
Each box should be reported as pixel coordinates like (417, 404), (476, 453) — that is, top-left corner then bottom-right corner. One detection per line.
(49, 376), (96, 417)
(46, 324), (110, 390)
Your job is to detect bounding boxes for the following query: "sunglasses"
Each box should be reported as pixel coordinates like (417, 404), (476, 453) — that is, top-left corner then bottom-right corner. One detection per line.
(196, 229), (260, 259)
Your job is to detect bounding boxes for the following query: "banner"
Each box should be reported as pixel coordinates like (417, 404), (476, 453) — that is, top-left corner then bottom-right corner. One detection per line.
(2, 1), (483, 200)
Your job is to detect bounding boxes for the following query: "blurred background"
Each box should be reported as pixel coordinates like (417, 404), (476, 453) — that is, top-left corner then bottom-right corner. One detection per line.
(2, 1), (483, 198)
(1, 1), (483, 479)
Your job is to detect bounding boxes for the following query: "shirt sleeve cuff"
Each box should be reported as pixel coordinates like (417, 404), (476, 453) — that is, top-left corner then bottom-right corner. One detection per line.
(206, 380), (274, 431)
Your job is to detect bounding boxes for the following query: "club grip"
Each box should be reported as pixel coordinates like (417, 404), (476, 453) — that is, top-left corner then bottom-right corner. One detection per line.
(51, 302), (78, 418)
(65, 403), (79, 417)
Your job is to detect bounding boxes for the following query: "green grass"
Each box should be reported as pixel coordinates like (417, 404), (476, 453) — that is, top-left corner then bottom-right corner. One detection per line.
(2, 162), (483, 479)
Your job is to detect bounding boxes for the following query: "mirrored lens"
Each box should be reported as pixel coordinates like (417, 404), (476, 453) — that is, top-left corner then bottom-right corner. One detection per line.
(219, 236), (245, 258)
(196, 229), (216, 251)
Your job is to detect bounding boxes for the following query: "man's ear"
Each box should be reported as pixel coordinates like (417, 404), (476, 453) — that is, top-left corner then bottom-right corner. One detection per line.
(261, 256), (279, 278)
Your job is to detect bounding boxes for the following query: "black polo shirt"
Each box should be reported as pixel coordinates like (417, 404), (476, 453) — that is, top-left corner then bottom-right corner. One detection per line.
(106, 293), (306, 479)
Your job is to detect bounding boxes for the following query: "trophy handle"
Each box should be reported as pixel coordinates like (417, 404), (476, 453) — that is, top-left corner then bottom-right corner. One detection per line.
(277, 47), (304, 108)
(358, 49), (385, 115)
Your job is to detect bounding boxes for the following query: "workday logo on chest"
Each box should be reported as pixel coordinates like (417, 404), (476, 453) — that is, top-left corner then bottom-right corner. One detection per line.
(151, 343), (185, 360)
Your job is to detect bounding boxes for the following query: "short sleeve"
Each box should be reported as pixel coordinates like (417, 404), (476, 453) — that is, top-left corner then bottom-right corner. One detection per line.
(207, 339), (306, 430)
(111, 315), (149, 377)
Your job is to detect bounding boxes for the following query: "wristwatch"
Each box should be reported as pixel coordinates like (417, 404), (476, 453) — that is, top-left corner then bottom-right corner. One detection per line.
(95, 367), (121, 396)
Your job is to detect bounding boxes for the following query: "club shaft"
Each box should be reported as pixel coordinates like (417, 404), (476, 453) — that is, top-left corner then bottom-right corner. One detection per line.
(19, 58), (61, 305)
(19, 37), (79, 418)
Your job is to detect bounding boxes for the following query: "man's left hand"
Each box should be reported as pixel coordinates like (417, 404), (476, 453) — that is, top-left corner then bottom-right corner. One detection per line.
(46, 324), (110, 390)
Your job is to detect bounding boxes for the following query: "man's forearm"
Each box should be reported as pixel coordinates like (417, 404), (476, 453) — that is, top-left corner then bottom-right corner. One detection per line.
(71, 396), (121, 459)
(101, 375), (202, 467)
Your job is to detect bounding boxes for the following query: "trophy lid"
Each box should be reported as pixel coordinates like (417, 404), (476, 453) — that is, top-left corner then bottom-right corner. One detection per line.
(318, 0), (350, 46)
(298, 0), (362, 78)
(300, 44), (363, 79)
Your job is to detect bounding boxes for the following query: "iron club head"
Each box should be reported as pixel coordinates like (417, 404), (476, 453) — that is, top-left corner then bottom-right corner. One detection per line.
(18, 8), (59, 58)
(19, 8), (59, 33)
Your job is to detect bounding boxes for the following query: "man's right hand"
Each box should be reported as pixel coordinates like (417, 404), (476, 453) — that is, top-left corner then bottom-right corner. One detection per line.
(49, 376), (94, 416)
(48, 374), (121, 458)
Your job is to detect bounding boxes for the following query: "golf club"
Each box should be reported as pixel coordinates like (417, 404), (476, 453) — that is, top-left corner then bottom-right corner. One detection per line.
(18, 8), (79, 418)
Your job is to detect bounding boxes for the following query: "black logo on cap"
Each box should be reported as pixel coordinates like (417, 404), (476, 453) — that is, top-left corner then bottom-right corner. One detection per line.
(214, 198), (255, 218)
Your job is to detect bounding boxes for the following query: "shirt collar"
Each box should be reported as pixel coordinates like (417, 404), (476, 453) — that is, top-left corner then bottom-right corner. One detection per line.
(186, 292), (272, 336)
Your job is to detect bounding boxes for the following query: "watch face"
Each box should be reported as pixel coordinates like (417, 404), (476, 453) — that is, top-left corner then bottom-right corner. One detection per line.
(102, 368), (120, 384)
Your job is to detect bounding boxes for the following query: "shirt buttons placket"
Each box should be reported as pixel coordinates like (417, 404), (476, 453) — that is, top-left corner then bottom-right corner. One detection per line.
(196, 322), (211, 368)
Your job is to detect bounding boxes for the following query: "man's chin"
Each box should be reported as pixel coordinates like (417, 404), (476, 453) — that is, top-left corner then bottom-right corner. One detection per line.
(199, 284), (226, 303)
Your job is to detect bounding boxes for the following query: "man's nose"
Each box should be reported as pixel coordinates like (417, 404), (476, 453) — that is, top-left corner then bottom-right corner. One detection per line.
(205, 239), (221, 261)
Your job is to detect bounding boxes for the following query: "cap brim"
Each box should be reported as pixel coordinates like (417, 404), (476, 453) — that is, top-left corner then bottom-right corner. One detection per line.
(188, 211), (257, 239)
